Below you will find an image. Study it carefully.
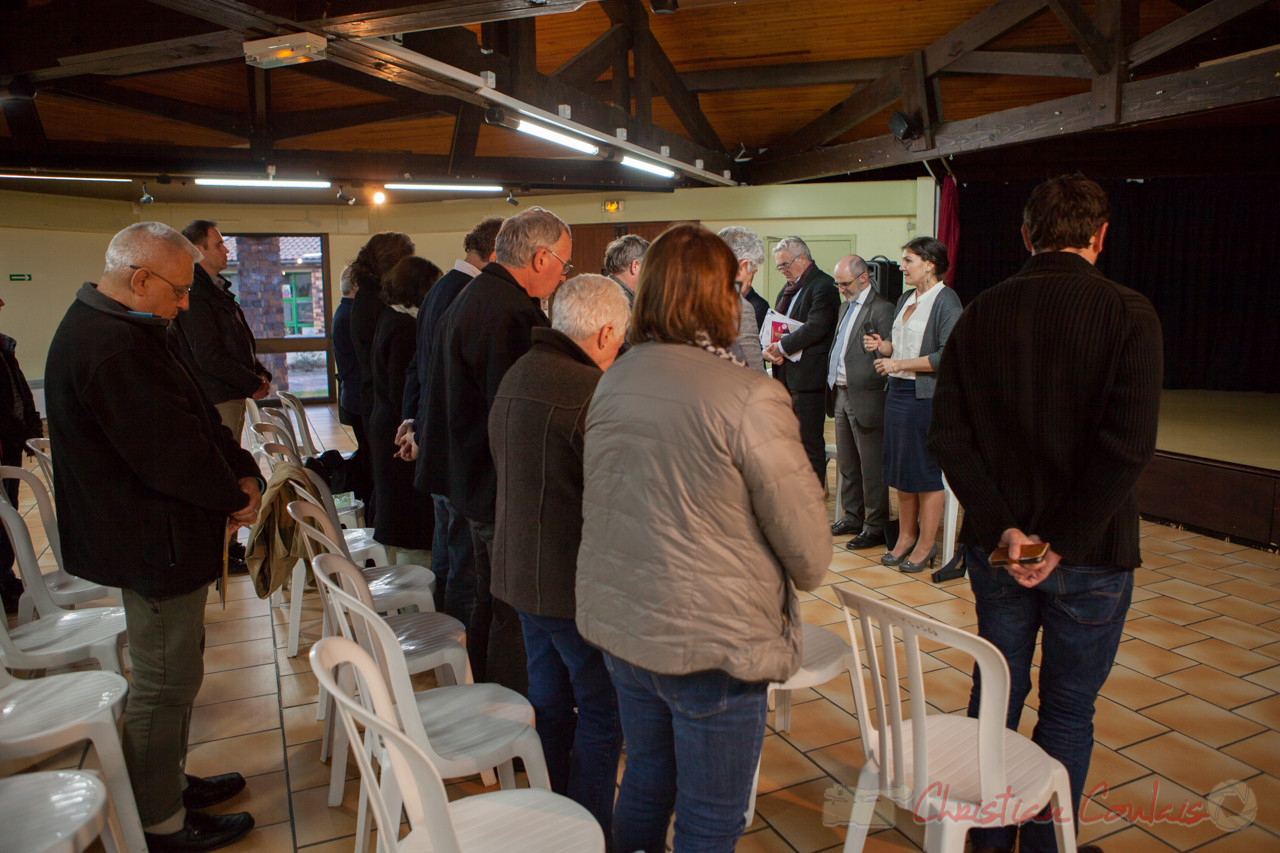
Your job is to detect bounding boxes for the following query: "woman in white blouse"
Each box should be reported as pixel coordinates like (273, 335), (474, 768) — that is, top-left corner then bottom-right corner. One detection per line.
(863, 237), (962, 572)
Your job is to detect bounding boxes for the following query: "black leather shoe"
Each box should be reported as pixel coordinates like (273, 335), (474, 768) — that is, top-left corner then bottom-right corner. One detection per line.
(830, 517), (861, 536)
(845, 531), (887, 551)
(145, 810), (254, 852)
(183, 773), (247, 810)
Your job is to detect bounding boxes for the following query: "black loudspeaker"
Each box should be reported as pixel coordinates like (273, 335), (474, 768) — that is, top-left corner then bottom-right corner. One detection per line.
(867, 255), (904, 303)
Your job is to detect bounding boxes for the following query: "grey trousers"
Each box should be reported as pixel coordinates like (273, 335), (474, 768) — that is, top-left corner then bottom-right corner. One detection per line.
(832, 386), (889, 533)
(121, 585), (208, 827)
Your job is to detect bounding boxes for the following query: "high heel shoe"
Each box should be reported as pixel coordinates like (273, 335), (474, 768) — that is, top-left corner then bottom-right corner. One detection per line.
(899, 544), (939, 574)
(881, 542), (917, 566)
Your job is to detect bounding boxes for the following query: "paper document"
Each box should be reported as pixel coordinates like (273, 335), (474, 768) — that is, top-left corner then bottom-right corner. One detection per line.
(760, 309), (803, 362)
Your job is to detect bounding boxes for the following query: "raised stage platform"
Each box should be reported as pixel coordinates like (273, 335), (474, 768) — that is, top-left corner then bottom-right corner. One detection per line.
(1139, 390), (1280, 549)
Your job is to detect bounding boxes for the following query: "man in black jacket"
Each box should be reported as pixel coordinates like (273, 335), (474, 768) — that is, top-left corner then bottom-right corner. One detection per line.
(489, 273), (628, 833)
(46, 222), (263, 853)
(174, 220), (270, 440)
(929, 175), (1162, 853)
(763, 236), (839, 482)
(417, 207), (572, 693)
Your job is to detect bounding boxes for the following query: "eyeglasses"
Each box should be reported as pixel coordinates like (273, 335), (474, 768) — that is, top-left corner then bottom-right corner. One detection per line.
(775, 256), (801, 272)
(543, 247), (574, 277)
(129, 265), (192, 299)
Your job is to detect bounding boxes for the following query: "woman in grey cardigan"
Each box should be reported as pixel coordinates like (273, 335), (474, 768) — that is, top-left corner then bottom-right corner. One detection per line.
(864, 236), (962, 572)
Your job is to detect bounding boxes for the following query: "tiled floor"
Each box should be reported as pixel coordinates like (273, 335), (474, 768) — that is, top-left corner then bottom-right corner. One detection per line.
(7, 404), (1280, 852)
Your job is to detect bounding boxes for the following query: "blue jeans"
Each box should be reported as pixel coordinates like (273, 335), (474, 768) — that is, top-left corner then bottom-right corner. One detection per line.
(605, 654), (768, 853)
(430, 494), (475, 623)
(518, 612), (622, 835)
(965, 546), (1133, 853)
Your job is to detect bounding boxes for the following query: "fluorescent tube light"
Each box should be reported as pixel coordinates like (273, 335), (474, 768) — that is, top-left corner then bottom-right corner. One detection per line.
(515, 120), (600, 156)
(383, 183), (504, 192)
(194, 178), (331, 189)
(244, 33), (327, 69)
(0, 174), (131, 183)
(620, 156), (676, 179)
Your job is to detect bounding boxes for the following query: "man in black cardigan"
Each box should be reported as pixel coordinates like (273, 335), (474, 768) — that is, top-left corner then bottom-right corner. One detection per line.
(417, 206), (572, 694)
(46, 223), (263, 852)
(763, 236), (839, 482)
(929, 175), (1162, 853)
(488, 273), (629, 834)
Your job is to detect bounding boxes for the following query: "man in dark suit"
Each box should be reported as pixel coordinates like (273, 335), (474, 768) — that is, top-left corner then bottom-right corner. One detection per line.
(826, 255), (894, 548)
(763, 236), (839, 482)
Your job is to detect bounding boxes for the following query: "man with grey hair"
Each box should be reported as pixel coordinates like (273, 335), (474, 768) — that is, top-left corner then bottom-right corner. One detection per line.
(716, 226), (768, 372)
(718, 225), (770, 331)
(764, 236), (839, 482)
(418, 206), (573, 693)
(489, 273), (627, 831)
(827, 254), (894, 547)
(602, 233), (649, 303)
(45, 222), (260, 852)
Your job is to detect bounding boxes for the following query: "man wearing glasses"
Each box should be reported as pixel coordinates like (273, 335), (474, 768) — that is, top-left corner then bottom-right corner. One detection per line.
(173, 219), (272, 442)
(763, 236), (839, 484)
(418, 206), (572, 695)
(45, 222), (261, 852)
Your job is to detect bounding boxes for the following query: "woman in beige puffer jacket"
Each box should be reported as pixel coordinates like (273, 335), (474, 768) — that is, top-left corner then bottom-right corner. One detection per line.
(576, 224), (831, 853)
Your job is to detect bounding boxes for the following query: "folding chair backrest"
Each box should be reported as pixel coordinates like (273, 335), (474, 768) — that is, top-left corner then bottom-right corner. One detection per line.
(284, 475), (350, 561)
(251, 421), (298, 457)
(311, 636), (462, 853)
(0, 465), (64, 574)
(0, 492), (62, 619)
(278, 391), (320, 457)
(834, 586), (1011, 807)
(261, 441), (302, 468)
(25, 438), (55, 499)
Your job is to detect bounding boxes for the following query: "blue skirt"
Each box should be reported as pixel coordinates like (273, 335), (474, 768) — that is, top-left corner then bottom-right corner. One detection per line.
(882, 377), (943, 493)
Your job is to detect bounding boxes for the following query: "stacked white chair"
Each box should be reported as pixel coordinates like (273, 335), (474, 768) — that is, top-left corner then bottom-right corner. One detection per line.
(278, 390), (321, 458)
(251, 421), (299, 460)
(0, 667), (145, 852)
(25, 437), (56, 498)
(0, 498), (127, 674)
(0, 771), (120, 853)
(311, 636), (604, 853)
(0, 465), (118, 623)
(833, 587), (1077, 853)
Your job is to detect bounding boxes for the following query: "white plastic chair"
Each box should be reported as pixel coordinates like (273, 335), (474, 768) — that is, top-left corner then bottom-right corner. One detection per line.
(0, 498), (127, 675)
(260, 440), (302, 468)
(0, 668), (144, 852)
(278, 390), (321, 458)
(0, 771), (119, 853)
(251, 421), (299, 459)
(308, 550), (469, 807)
(0, 465), (119, 624)
(833, 587), (1076, 853)
(311, 636), (604, 853)
(276, 472), (433, 657)
(25, 437), (56, 498)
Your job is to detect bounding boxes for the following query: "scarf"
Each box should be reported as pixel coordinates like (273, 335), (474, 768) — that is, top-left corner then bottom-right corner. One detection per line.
(690, 330), (745, 367)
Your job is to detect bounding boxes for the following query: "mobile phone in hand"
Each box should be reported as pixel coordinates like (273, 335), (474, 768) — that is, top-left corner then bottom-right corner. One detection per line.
(989, 542), (1049, 566)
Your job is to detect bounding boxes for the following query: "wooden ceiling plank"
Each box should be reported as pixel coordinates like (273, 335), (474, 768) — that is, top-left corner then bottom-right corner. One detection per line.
(766, 73), (903, 158)
(750, 46), (1280, 184)
(45, 78), (251, 138)
(273, 98), (455, 141)
(1045, 0), (1112, 74)
(1128, 0), (1272, 70)
(923, 0), (1050, 75)
(551, 23), (631, 90)
(681, 59), (895, 93)
(319, 1), (602, 38)
(640, 30), (723, 151)
(947, 50), (1092, 78)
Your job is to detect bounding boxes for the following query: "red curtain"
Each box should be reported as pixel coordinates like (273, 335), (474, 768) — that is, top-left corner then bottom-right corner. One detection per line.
(937, 175), (960, 292)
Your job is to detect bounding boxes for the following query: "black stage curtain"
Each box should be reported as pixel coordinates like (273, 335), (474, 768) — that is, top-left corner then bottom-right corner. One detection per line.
(953, 176), (1280, 392)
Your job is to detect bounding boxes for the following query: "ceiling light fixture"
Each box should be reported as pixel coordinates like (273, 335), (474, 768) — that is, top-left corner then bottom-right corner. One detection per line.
(515, 120), (600, 156)
(243, 33), (327, 69)
(138, 183), (154, 205)
(383, 183), (504, 192)
(372, 191), (387, 204)
(0, 173), (130, 183)
(194, 178), (331, 189)
(620, 156), (676, 179)
(506, 191), (519, 207)
(335, 186), (356, 205)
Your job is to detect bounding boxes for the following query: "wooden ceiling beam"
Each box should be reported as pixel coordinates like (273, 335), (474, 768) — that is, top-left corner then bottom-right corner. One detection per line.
(317, 1), (603, 38)
(638, 30), (723, 150)
(551, 23), (631, 90)
(1, 100), (48, 154)
(43, 78), (252, 138)
(922, 0), (1049, 75)
(750, 47), (1280, 184)
(448, 103), (484, 173)
(140, 0), (290, 36)
(22, 33), (245, 82)
(274, 99), (458, 141)
(947, 50), (1092, 78)
(1128, 0), (1272, 70)
(1045, 0), (1112, 74)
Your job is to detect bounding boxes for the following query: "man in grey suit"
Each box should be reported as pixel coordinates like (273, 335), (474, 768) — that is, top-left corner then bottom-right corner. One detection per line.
(827, 255), (894, 549)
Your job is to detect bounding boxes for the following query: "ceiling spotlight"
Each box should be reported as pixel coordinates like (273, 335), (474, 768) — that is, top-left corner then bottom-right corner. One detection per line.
(505, 191), (518, 207)
(138, 183), (154, 205)
(336, 186), (355, 205)
(650, 0), (679, 12)
(243, 32), (327, 69)
(888, 109), (923, 142)
(372, 190), (386, 205)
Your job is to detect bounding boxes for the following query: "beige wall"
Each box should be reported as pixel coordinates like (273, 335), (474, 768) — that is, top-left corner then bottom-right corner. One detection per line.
(0, 178), (936, 380)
